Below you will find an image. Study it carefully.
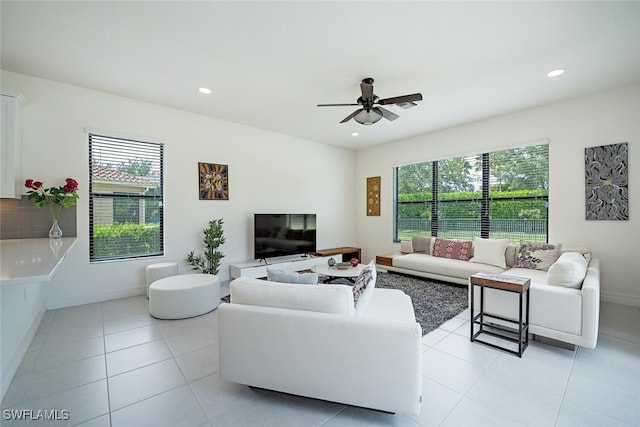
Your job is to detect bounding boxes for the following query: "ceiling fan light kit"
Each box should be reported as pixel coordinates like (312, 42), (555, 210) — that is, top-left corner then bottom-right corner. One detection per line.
(317, 77), (423, 125)
(354, 108), (383, 125)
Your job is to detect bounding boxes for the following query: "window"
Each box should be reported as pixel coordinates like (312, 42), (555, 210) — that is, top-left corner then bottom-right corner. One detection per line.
(89, 134), (164, 261)
(395, 143), (548, 243)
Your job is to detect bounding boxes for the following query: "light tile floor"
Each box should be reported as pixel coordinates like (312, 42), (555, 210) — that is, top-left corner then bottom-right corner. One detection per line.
(2, 296), (639, 426)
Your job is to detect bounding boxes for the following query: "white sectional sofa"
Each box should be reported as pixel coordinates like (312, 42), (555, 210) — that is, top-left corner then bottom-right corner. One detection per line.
(379, 236), (600, 349)
(217, 276), (423, 415)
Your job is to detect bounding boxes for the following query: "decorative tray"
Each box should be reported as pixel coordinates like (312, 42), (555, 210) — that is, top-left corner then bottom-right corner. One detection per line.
(335, 262), (351, 270)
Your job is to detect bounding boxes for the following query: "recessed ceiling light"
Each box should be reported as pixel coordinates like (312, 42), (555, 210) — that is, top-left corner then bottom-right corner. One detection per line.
(198, 87), (212, 94)
(547, 69), (565, 77)
(351, 132), (359, 137)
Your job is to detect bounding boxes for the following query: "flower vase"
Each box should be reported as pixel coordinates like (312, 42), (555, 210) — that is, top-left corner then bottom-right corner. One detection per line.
(49, 219), (63, 239)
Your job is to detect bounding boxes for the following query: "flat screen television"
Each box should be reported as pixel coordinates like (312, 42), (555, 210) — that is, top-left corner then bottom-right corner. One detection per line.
(254, 213), (316, 260)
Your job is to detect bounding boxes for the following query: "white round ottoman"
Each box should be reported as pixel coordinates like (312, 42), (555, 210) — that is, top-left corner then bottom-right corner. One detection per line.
(145, 262), (179, 297)
(149, 274), (221, 319)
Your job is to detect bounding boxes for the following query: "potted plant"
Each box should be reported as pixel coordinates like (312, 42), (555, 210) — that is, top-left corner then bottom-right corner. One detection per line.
(187, 218), (226, 275)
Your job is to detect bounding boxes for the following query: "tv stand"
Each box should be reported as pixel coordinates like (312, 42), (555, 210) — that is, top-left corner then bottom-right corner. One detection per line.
(230, 247), (362, 279)
(230, 254), (334, 279)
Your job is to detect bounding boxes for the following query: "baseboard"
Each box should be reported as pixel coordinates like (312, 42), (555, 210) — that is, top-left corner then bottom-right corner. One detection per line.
(46, 286), (145, 310)
(1, 309), (45, 402)
(601, 291), (640, 308)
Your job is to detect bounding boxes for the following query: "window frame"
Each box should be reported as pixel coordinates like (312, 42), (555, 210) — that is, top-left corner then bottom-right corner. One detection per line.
(88, 133), (165, 262)
(394, 143), (549, 243)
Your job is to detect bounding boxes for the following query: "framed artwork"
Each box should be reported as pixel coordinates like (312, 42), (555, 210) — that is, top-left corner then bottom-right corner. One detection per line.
(585, 142), (628, 220)
(199, 162), (229, 200)
(367, 176), (381, 216)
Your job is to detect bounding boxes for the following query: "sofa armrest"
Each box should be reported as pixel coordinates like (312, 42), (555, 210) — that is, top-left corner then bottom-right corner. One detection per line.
(580, 257), (600, 349)
(217, 303), (422, 415)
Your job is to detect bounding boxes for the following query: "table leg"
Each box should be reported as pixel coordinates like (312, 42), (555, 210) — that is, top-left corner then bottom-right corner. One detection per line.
(470, 283), (475, 341)
(525, 288), (530, 347)
(518, 291), (523, 357)
(479, 286), (485, 335)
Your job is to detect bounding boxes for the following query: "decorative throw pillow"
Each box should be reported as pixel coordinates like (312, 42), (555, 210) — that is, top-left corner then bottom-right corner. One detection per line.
(352, 260), (377, 315)
(411, 236), (431, 254)
(514, 241), (562, 271)
(432, 238), (473, 261)
(505, 244), (518, 267)
(266, 268), (318, 285)
(579, 251), (592, 265)
(547, 252), (588, 288)
(470, 237), (509, 268)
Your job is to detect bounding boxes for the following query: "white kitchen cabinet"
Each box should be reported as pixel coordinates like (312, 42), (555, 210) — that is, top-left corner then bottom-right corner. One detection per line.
(1, 92), (26, 199)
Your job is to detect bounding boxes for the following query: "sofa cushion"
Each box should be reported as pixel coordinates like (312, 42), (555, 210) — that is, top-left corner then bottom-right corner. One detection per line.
(230, 277), (355, 315)
(432, 238), (472, 261)
(514, 241), (562, 271)
(546, 252), (588, 288)
(470, 237), (510, 268)
(266, 268), (318, 285)
(393, 253), (505, 280)
(353, 260), (377, 316)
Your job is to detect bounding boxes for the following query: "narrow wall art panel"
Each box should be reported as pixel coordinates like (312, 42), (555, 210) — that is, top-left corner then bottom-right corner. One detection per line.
(585, 142), (628, 220)
(199, 162), (229, 200)
(367, 176), (381, 216)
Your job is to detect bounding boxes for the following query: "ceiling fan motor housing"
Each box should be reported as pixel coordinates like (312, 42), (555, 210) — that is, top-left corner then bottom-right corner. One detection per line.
(357, 96), (379, 111)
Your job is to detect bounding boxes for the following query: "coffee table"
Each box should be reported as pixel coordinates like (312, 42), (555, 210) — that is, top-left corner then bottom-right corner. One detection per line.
(312, 263), (365, 283)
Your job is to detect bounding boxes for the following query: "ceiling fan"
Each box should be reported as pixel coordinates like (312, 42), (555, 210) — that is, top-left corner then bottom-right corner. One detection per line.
(317, 77), (423, 125)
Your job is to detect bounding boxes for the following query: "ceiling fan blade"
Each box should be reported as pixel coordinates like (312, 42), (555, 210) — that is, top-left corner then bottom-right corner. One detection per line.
(375, 106), (399, 121)
(340, 109), (362, 123)
(317, 103), (359, 107)
(360, 82), (374, 100)
(378, 93), (423, 105)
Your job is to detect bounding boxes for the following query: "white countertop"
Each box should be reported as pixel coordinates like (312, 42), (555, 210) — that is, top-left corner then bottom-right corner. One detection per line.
(0, 238), (77, 286)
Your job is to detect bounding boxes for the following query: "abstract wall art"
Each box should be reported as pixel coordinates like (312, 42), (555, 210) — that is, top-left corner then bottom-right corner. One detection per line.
(367, 176), (381, 216)
(585, 142), (628, 220)
(199, 162), (229, 200)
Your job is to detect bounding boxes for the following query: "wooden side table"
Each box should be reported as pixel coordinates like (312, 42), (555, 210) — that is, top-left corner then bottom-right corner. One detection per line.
(375, 252), (405, 267)
(469, 272), (531, 357)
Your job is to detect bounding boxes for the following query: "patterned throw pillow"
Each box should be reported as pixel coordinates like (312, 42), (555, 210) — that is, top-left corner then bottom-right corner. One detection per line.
(432, 238), (473, 261)
(352, 260), (377, 315)
(352, 271), (372, 303)
(514, 241), (562, 271)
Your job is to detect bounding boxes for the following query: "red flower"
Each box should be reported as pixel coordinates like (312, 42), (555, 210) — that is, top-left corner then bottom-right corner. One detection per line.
(63, 178), (78, 193)
(24, 177), (79, 214)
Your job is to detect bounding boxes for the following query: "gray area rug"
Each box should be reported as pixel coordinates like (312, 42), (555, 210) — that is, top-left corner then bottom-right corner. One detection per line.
(324, 272), (468, 336)
(375, 272), (468, 335)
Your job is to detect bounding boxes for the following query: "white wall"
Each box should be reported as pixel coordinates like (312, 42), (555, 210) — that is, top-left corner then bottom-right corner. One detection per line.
(355, 84), (640, 306)
(1, 71), (356, 308)
(4, 69), (638, 307)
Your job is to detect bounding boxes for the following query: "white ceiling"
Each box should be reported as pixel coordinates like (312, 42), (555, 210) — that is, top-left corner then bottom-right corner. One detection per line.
(2, 1), (640, 150)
